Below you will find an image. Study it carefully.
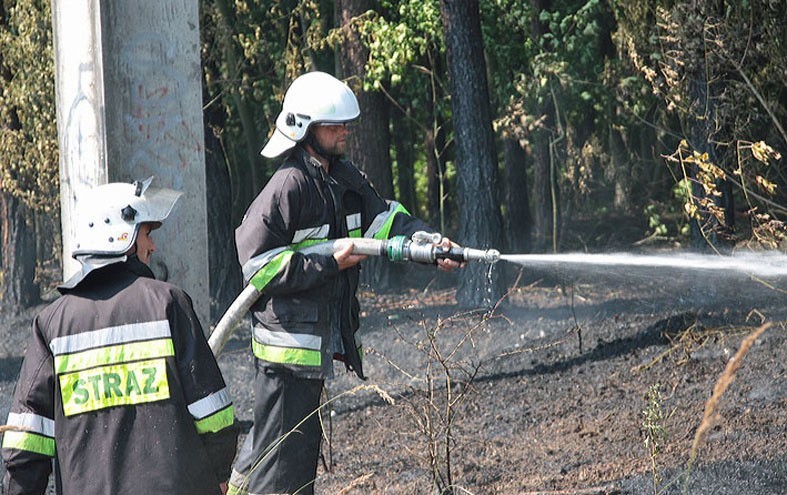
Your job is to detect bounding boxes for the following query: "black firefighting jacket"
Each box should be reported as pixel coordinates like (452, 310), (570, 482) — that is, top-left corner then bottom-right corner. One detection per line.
(1, 257), (238, 495)
(235, 147), (433, 379)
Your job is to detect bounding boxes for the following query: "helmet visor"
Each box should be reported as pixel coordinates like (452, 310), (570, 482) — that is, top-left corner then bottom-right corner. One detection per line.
(261, 128), (297, 158)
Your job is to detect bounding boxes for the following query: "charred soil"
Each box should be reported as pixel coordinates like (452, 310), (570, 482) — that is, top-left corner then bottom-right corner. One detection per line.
(2, 259), (786, 495)
(285, 265), (785, 495)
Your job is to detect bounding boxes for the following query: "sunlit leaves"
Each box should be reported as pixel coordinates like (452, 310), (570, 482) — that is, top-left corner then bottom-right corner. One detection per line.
(355, 0), (442, 91)
(0, 0), (59, 213)
(750, 140), (781, 164)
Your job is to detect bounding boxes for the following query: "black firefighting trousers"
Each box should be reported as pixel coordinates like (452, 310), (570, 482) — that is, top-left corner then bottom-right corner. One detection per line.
(229, 368), (323, 495)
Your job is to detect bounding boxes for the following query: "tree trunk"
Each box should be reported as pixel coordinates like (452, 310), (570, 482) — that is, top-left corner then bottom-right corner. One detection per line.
(1, 190), (40, 313)
(440, 0), (505, 308)
(687, 78), (721, 250)
(210, 0), (265, 210)
(529, 0), (558, 253)
(609, 123), (631, 212)
(424, 47), (447, 229)
(531, 123), (555, 252)
(392, 109), (417, 213)
(205, 117), (243, 324)
(337, 0), (393, 197)
(502, 136), (533, 254)
(337, 0), (397, 289)
(424, 124), (445, 228)
(684, 3), (723, 251)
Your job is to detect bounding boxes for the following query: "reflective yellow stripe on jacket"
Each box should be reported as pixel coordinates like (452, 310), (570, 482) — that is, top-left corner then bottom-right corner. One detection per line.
(188, 387), (235, 434)
(252, 324), (322, 367)
(365, 201), (410, 240)
(50, 320), (174, 416)
(1, 412), (56, 457)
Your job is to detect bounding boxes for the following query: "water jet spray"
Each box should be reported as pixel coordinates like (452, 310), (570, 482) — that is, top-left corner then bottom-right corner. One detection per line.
(210, 233), (786, 356)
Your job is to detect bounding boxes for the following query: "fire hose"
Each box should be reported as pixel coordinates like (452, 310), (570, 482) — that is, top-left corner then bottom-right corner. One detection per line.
(208, 232), (500, 356)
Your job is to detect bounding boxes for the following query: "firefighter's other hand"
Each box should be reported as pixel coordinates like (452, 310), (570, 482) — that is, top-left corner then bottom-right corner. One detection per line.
(436, 237), (465, 272)
(334, 242), (368, 270)
(219, 482), (228, 495)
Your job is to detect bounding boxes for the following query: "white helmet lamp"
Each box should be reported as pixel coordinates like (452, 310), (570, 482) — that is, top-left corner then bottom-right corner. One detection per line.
(72, 177), (182, 258)
(261, 71), (360, 158)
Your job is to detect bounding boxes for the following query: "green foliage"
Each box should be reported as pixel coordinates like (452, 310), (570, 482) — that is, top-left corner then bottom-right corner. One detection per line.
(201, 0), (334, 204)
(348, 1), (453, 225)
(617, 0), (787, 247)
(0, 0), (59, 213)
(644, 204), (668, 237)
(488, 0), (643, 221)
(642, 383), (671, 495)
(358, 0), (442, 90)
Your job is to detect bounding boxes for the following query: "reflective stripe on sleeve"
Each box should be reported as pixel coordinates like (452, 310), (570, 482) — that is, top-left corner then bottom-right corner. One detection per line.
(249, 251), (295, 292)
(6, 412), (55, 438)
(242, 222), (334, 283)
(292, 224), (330, 244)
(49, 320), (171, 355)
(193, 405), (235, 434)
(291, 238), (329, 250)
(242, 246), (290, 282)
(188, 383), (235, 435)
(364, 201), (410, 240)
(188, 388), (232, 419)
(2, 431), (55, 457)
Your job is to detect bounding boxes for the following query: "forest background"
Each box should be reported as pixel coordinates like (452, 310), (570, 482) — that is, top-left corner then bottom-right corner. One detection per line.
(0, 0), (785, 319)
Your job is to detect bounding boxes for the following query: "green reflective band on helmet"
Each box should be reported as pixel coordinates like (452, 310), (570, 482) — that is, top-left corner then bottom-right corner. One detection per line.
(372, 203), (410, 240)
(194, 405), (235, 434)
(249, 250), (294, 292)
(252, 340), (321, 367)
(59, 358), (170, 416)
(54, 338), (174, 375)
(2, 430), (55, 457)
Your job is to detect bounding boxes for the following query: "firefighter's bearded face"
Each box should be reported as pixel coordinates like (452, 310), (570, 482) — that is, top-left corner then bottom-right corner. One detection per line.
(312, 123), (350, 157)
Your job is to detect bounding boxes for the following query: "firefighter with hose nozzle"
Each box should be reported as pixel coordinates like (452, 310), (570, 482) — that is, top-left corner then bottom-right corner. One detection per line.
(228, 71), (463, 495)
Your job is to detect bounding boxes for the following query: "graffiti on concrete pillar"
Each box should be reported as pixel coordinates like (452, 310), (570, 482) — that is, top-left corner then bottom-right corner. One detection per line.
(63, 62), (106, 193)
(121, 31), (202, 191)
(62, 61), (107, 277)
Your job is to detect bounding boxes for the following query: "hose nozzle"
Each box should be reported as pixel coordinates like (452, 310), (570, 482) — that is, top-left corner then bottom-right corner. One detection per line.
(461, 247), (500, 263)
(402, 231), (500, 264)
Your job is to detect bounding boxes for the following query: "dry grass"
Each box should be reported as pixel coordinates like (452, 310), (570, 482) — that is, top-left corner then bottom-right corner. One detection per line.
(684, 322), (772, 487)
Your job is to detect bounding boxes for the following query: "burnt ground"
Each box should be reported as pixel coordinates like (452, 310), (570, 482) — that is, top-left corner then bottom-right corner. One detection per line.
(2, 257), (787, 494)
(219, 260), (787, 495)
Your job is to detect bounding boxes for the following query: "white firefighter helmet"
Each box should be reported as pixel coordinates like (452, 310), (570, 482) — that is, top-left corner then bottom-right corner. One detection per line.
(72, 177), (182, 258)
(260, 71), (360, 158)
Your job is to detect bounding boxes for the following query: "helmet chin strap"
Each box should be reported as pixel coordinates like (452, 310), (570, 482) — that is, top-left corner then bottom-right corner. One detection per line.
(303, 131), (341, 164)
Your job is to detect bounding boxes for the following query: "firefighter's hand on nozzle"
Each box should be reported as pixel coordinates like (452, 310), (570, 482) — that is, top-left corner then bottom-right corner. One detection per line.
(436, 237), (465, 272)
(334, 242), (368, 271)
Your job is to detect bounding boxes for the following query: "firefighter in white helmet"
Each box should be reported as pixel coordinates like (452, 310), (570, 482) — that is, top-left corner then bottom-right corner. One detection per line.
(230, 71), (462, 495)
(2, 178), (238, 495)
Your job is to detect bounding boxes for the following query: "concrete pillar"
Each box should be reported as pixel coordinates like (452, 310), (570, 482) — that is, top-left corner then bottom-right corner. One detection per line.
(52, 0), (210, 330)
